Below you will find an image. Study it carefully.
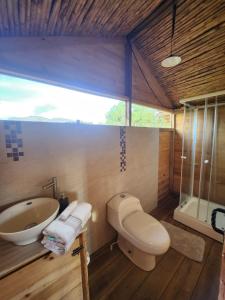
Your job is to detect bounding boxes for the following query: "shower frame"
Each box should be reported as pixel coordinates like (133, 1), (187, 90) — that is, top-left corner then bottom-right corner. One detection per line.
(174, 90), (225, 242)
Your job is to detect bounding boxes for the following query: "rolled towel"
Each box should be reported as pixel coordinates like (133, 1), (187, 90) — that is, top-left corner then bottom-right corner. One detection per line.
(65, 215), (82, 231)
(59, 201), (78, 221)
(70, 202), (92, 228)
(43, 218), (81, 246)
(42, 236), (75, 255)
(42, 201), (91, 255)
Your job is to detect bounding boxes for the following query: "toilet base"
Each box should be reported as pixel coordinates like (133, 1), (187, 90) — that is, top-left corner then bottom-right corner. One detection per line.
(118, 235), (156, 271)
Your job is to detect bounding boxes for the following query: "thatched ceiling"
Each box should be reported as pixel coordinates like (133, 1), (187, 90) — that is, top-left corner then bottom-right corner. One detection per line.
(0, 0), (161, 36)
(133, 0), (225, 105)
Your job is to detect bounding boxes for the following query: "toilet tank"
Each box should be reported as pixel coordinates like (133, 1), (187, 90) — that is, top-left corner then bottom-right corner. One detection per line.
(107, 193), (143, 232)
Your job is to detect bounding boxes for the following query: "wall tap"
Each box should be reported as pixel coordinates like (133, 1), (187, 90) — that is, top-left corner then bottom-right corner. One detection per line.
(42, 177), (57, 199)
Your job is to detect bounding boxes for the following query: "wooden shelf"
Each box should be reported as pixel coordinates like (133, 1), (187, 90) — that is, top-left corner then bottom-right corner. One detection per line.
(0, 239), (49, 279)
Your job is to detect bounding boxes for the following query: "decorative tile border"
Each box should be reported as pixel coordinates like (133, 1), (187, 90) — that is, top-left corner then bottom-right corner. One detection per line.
(4, 121), (24, 161)
(120, 126), (126, 172)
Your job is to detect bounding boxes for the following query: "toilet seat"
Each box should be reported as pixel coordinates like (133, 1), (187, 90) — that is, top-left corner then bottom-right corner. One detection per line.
(123, 211), (170, 255)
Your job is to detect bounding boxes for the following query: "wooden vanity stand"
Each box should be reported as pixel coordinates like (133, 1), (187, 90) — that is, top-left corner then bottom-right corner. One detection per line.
(219, 239), (225, 300)
(0, 232), (90, 300)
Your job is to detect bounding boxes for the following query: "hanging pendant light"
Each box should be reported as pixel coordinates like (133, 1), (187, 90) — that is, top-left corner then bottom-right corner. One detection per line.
(161, 0), (181, 68)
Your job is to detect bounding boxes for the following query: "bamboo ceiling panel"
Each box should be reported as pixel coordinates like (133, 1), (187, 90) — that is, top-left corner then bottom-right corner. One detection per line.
(0, 0), (162, 37)
(133, 0), (225, 106)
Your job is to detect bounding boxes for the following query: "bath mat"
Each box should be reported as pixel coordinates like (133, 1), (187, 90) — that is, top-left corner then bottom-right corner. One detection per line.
(161, 221), (205, 262)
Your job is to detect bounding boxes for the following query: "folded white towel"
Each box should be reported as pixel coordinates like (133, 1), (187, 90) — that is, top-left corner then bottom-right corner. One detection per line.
(59, 201), (78, 221)
(43, 218), (81, 245)
(65, 215), (82, 231)
(70, 202), (92, 228)
(42, 236), (75, 255)
(42, 218), (82, 255)
(42, 201), (92, 255)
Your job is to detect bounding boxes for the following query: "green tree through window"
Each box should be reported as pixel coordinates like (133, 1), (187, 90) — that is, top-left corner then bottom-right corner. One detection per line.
(105, 102), (171, 128)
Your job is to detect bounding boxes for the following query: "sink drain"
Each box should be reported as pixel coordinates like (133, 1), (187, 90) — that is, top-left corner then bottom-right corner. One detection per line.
(24, 222), (38, 230)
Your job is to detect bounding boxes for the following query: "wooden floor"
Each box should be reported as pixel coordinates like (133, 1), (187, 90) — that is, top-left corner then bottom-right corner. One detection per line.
(88, 195), (222, 300)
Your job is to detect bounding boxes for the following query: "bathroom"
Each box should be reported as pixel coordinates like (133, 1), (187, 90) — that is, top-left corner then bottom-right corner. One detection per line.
(0, 1), (225, 300)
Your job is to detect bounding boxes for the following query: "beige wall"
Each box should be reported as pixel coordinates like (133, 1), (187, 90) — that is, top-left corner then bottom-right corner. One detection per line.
(0, 121), (159, 253)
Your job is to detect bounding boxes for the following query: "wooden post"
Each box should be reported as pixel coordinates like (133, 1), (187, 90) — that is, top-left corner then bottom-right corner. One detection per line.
(125, 37), (132, 127)
(79, 232), (90, 300)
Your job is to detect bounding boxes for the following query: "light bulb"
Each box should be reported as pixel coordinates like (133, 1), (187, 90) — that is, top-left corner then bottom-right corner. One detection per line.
(161, 55), (182, 68)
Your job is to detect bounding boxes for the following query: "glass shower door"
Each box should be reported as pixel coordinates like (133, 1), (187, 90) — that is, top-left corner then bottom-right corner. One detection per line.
(178, 97), (225, 238)
(180, 106), (196, 207)
(196, 102), (215, 221)
(208, 103), (225, 231)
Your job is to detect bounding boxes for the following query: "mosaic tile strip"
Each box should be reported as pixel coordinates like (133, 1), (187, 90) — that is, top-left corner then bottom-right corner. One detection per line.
(4, 121), (24, 161)
(120, 126), (126, 172)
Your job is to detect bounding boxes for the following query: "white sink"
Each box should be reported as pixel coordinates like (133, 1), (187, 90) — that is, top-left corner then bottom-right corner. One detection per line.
(0, 198), (59, 245)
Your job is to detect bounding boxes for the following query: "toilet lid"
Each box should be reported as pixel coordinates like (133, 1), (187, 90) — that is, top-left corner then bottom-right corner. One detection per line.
(123, 211), (170, 254)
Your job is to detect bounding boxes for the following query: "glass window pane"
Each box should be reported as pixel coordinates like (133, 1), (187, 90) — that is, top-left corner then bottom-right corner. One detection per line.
(0, 74), (126, 126)
(131, 103), (172, 128)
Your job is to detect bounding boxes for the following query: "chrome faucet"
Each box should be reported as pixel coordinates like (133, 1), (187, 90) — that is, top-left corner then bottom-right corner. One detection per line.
(42, 177), (57, 199)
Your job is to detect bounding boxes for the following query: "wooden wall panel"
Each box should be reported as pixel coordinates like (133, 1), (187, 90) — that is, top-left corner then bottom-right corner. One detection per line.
(158, 129), (173, 202)
(131, 44), (173, 109)
(0, 37), (126, 100)
(0, 36), (164, 108)
(132, 56), (159, 107)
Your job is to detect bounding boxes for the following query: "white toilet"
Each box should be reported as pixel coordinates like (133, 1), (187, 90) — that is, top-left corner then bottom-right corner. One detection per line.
(107, 193), (170, 271)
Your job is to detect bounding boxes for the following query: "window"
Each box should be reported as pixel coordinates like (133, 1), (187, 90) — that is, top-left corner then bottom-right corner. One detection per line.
(0, 74), (126, 126)
(0, 74), (172, 128)
(131, 103), (172, 128)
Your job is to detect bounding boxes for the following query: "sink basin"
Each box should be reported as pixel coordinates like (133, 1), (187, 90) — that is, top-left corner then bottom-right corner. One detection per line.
(0, 198), (59, 245)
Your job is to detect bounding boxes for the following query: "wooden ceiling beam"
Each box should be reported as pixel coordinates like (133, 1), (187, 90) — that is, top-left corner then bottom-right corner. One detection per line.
(131, 44), (174, 109)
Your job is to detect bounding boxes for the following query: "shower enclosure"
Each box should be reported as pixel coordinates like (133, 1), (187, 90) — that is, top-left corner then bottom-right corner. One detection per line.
(174, 94), (225, 242)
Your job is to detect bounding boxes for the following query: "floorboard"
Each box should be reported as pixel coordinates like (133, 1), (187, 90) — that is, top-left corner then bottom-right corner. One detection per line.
(88, 195), (222, 300)
(191, 241), (221, 300)
(131, 249), (185, 300)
